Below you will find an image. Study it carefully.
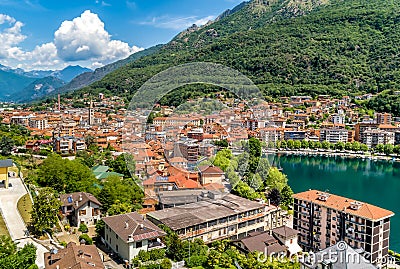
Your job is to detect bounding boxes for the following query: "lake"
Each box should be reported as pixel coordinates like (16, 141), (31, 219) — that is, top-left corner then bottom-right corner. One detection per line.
(269, 154), (400, 252)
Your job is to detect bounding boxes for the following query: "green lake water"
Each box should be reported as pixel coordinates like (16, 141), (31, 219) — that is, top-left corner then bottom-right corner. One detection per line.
(269, 154), (400, 251)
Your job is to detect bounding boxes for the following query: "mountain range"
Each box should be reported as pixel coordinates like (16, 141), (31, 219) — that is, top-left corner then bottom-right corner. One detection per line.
(67, 0), (399, 115)
(0, 65), (91, 102)
(3, 0), (400, 116)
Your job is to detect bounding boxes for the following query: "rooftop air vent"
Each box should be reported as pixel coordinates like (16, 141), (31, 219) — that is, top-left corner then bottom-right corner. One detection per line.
(350, 201), (363, 210)
(317, 192), (330, 201)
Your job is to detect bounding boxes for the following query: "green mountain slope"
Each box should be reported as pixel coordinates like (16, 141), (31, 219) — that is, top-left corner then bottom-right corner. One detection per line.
(71, 0), (400, 115)
(54, 44), (163, 94)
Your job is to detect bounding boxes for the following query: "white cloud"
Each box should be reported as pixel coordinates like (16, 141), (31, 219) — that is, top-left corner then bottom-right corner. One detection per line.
(54, 10), (142, 63)
(0, 10), (143, 70)
(0, 14), (27, 59)
(140, 15), (215, 30)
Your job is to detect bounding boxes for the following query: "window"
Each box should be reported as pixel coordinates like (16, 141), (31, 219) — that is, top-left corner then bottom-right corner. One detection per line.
(79, 210), (86, 216)
(136, 241), (142, 248)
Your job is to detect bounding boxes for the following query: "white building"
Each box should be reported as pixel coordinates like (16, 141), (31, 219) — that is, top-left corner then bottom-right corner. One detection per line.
(319, 129), (349, 144)
(102, 212), (166, 262)
(60, 192), (102, 226)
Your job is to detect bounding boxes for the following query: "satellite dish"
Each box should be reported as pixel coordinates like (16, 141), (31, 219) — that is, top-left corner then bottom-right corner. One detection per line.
(50, 248), (58, 254)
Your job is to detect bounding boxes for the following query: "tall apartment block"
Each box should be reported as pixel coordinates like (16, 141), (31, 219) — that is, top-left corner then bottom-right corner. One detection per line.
(293, 190), (394, 266)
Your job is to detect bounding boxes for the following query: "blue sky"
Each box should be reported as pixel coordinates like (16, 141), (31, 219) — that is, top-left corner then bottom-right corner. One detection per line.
(0, 0), (244, 71)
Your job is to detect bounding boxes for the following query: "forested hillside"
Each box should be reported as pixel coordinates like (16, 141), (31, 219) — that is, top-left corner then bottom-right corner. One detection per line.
(68, 0), (400, 115)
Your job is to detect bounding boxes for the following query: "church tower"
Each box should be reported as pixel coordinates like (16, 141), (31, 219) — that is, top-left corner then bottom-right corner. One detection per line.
(89, 99), (94, 126)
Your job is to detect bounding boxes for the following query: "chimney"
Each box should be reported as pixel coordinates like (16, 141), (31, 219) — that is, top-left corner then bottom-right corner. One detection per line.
(140, 224), (144, 229)
(75, 201), (79, 207)
(125, 221), (129, 229)
(79, 194), (82, 201)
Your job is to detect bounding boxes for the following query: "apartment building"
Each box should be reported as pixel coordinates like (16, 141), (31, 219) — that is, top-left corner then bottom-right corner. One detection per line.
(28, 117), (48, 130)
(361, 130), (395, 148)
(174, 140), (199, 163)
(354, 123), (379, 142)
(147, 193), (285, 243)
(293, 190), (394, 266)
(376, 113), (392, 125)
(319, 129), (349, 144)
(54, 136), (86, 154)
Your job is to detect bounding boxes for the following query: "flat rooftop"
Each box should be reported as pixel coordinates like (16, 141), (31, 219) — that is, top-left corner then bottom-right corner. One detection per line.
(147, 194), (276, 230)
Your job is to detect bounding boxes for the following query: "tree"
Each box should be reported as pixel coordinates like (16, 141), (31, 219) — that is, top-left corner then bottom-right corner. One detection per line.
(95, 219), (105, 238)
(0, 242), (36, 269)
(0, 136), (14, 156)
(37, 154), (98, 193)
(107, 201), (132, 216)
(281, 185), (294, 208)
(360, 143), (369, 152)
(268, 188), (281, 206)
(286, 140), (294, 149)
(345, 142), (353, 150)
(232, 181), (258, 200)
(375, 144), (384, 153)
(107, 153), (136, 178)
(214, 139), (228, 148)
(293, 140), (301, 149)
(213, 149), (232, 172)
(79, 234), (93, 245)
(98, 175), (143, 213)
(321, 141), (330, 150)
(335, 142), (345, 151)
(255, 158), (270, 181)
(266, 167), (288, 191)
(314, 141), (322, 149)
(0, 235), (16, 259)
(384, 144), (394, 155)
(351, 141), (361, 152)
(247, 173), (263, 190)
(280, 140), (287, 149)
(301, 140), (309, 149)
(248, 137), (261, 174)
(30, 187), (61, 235)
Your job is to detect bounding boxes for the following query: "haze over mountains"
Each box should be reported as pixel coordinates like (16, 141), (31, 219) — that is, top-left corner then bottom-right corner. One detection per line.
(0, 65), (91, 102)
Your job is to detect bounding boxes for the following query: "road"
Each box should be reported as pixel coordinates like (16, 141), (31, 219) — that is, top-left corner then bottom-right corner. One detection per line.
(0, 175), (47, 268)
(0, 176), (29, 240)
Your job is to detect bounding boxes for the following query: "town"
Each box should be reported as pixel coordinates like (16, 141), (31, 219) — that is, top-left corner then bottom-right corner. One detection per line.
(0, 91), (398, 269)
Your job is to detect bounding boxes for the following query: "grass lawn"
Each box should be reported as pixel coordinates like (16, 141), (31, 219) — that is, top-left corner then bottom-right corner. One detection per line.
(0, 213), (9, 236)
(17, 194), (32, 225)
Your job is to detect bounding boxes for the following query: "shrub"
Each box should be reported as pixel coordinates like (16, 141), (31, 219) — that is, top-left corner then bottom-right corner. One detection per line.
(78, 223), (88, 233)
(78, 234), (93, 245)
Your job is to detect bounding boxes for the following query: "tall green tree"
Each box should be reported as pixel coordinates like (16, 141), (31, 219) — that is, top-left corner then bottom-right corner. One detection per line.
(30, 187), (61, 235)
(98, 175), (143, 213)
(37, 154), (97, 193)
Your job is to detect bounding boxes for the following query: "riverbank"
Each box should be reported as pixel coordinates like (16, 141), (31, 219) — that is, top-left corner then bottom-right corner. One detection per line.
(264, 148), (400, 163)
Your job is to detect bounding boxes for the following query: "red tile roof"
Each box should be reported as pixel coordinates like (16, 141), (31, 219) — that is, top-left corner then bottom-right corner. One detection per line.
(293, 190), (394, 221)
